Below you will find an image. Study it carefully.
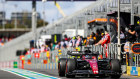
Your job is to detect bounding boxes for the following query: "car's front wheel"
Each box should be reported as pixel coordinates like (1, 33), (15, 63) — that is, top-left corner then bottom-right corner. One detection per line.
(65, 59), (76, 78)
(58, 58), (67, 77)
(110, 59), (121, 78)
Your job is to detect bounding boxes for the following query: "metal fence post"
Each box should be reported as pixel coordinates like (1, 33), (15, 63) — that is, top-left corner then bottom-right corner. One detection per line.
(108, 44), (110, 59)
(114, 44), (117, 59)
(129, 43), (133, 66)
(135, 54), (136, 66)
(137, 55), (139, 67)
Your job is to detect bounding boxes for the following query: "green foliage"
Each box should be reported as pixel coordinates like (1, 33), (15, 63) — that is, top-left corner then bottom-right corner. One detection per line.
(5, 23), (14, 28)
(37, 19), (48, 28)
(0, 19), (48, 29)
(0, 25), (2, 29)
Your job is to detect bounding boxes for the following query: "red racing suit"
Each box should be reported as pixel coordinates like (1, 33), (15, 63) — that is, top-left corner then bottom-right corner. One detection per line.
(101, 33), (110, 58)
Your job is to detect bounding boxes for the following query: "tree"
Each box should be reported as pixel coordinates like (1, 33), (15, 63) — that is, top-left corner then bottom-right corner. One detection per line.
(5, 23), (14, 29)
(37, 19), (48, 28)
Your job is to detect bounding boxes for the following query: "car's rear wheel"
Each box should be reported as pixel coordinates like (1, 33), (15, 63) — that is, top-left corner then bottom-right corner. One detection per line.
(110, 59), (121, 78)
(66, 59), (76, 78)
(58, 58), (67, 77)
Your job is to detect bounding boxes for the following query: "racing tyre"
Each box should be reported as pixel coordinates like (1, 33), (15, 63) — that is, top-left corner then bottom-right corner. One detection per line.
(58, 58), (67, 77)
(66, 59), (76, 78)
(110, 59), (121, 78)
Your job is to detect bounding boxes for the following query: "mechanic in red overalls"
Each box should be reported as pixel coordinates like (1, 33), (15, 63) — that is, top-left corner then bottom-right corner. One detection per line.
(95, 31), (111, 58)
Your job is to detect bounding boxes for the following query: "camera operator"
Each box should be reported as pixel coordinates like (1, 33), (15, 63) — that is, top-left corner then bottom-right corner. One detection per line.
(125, 24), (136, 43)
(125, 24), (137, 66)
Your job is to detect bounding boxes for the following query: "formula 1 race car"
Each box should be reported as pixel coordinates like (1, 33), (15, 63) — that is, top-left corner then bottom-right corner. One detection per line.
(58, 47), (122, 78)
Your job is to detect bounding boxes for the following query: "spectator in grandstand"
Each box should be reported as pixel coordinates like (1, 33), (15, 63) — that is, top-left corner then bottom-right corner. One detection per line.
(5, 37), (8, 42)
(0, 34), (16, 46)
(1, 37), (5, 43)
(95, 31), (111, 58)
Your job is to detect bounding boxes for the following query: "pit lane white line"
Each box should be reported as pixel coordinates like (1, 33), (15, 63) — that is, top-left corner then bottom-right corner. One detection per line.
(1, 68), (60, 79)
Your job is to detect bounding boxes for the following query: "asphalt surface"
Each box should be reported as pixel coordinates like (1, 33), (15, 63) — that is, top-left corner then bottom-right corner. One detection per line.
(0, 68), (140, 79)
(0, 70), (25, 79)
(28, 69), (140, 79)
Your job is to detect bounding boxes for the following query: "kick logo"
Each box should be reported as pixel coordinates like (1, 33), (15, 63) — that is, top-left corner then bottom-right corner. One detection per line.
(130, 67), (138, 76)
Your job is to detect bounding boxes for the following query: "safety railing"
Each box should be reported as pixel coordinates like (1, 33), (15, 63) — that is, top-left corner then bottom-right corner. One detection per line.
(0, 42), (140, 76)
(22, 42), (140, 69)
(22, 43), (120, 70)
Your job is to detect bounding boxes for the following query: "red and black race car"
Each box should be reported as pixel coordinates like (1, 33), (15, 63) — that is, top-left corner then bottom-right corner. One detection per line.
(58, 47), (122, 78)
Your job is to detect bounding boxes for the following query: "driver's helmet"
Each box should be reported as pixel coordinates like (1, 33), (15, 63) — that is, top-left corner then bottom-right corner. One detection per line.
(82, 55), (96, 59)
(85, 55), (91, 58)
(82, 55), (92, 59)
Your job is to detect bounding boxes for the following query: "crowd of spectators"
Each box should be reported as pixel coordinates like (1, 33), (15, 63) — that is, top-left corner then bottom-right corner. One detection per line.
(0, 35), (15, 46)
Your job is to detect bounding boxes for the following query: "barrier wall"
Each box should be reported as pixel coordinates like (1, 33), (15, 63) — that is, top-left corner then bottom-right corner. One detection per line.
(126, 54), (140, 76)
(127, 66), (140, 76)
(0, 43), (140, 77)
(0, 60), (22, 69)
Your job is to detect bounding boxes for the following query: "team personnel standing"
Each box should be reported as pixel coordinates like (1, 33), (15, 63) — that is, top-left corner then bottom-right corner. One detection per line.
(69, 36), (76, 47)
(95, 31), (111, 58)
(76, 35), (82, 47)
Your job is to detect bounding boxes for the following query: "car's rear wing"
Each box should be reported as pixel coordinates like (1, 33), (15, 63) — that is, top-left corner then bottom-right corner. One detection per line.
(67, 51), (83, 56)
(67, 51), (99, 56)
